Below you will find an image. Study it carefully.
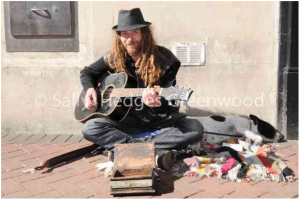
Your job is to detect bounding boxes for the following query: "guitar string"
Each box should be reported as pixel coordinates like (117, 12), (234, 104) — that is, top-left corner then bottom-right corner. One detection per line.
(99, 88), (184, 98)
(101, 88), (156, 98)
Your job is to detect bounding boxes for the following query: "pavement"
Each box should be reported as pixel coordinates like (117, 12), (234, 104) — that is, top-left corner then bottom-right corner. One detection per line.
(1, 133), (299, 198)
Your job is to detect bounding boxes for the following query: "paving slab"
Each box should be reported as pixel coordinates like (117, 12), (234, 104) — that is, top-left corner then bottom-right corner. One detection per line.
(2, 134), (21, 142)
(1, 138), (298, 198)
(66, 135), (83, 143)
(24, 134), (46, 144)
(37, 134), (59, 144)
(52, 134), (72, 143)
(12, 134), (34, 144)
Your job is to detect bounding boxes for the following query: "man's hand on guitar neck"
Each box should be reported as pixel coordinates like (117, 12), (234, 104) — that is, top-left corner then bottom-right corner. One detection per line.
(85, 88), (98, 111)
(142, 86), (161, 107)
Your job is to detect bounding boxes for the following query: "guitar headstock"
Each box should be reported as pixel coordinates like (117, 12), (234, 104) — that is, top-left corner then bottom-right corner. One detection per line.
(160, 85), (193, 101)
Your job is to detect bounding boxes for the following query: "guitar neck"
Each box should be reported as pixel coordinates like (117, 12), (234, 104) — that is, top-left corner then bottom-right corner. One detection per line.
(110, 88), (162, 98)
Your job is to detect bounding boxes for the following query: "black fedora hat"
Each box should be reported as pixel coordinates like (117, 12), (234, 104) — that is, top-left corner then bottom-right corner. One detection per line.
(112, 8), (151, 31)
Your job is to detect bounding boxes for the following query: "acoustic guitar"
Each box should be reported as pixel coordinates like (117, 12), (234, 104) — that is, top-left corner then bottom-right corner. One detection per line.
(74, 72), (193, 123)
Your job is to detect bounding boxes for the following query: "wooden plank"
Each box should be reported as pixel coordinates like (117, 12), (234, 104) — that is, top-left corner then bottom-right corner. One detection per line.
(110, 187), (155, 195)
(110, 169), (153, 181)
(110, 179), (153, 189)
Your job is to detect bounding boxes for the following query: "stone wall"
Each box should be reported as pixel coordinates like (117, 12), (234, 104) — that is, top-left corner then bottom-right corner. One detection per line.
(1, 2), (280, 135)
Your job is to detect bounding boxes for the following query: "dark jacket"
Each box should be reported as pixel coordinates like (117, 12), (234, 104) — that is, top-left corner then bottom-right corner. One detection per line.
(80, 45), (181, 123)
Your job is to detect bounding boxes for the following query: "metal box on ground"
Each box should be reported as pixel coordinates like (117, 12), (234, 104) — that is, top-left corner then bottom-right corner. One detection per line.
(110, 142), (157, 195)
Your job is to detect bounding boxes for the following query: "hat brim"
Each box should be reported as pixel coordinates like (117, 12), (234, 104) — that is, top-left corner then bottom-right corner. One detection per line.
(112, 22), (151, 32)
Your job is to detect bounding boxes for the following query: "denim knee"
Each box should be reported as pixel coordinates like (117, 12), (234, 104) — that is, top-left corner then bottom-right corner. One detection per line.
(179, 118), (204, 143)
(82, 118), (96, 139)
(189, 130), (203, 142)
(190, 118), (204, 134)
(82, 118), (117, 138)
(193, 119), (204, 141)
(176, 117), (204, 134)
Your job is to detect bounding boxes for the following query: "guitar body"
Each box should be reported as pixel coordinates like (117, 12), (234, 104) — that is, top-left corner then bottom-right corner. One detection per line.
(75, 73), (131, 123)
(75, 72), (193, 124)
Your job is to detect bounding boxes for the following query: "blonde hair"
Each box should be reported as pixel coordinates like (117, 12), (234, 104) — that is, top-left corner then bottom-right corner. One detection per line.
(108, 27), (165, 86)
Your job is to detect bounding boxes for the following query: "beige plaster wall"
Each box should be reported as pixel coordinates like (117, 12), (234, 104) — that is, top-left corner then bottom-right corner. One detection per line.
(1, 1), (280, 135)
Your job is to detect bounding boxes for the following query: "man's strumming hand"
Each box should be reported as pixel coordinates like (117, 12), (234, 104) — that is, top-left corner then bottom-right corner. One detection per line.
(85, 88), (98, 111)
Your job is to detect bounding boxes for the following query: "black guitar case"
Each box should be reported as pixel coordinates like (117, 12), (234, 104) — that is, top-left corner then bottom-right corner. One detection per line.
(34, 144), (103, 172)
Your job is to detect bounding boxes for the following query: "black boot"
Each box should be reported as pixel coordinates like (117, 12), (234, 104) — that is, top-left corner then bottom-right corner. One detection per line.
(156, 151), (174, 171)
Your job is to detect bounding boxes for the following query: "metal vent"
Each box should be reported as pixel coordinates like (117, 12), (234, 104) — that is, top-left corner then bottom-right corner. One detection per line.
(172, 43), (205, 66)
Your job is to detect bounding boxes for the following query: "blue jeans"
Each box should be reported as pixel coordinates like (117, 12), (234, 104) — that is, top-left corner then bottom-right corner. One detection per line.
(82, 113), (203, 154)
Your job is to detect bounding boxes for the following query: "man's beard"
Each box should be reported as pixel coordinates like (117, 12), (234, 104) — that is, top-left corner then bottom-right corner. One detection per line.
(125, 42), (142, 57)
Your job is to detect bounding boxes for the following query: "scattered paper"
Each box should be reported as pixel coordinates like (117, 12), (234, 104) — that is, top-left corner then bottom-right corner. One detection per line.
(22, 169), (35, 174)
(222, 143), (243, 152)
(96, 161), (114, 178)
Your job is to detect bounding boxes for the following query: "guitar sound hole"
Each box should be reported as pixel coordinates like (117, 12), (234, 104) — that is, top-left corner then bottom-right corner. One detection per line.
(102, 86), (114, 102)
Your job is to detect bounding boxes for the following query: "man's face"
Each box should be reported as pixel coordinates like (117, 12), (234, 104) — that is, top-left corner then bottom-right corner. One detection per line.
(119, 29), (142, 57)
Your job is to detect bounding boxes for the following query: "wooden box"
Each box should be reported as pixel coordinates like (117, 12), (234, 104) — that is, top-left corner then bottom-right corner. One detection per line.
(110, 142), (156, 195)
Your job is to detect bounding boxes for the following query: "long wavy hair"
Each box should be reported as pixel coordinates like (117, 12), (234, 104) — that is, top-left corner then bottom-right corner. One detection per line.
(108, 27), (165, 86)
